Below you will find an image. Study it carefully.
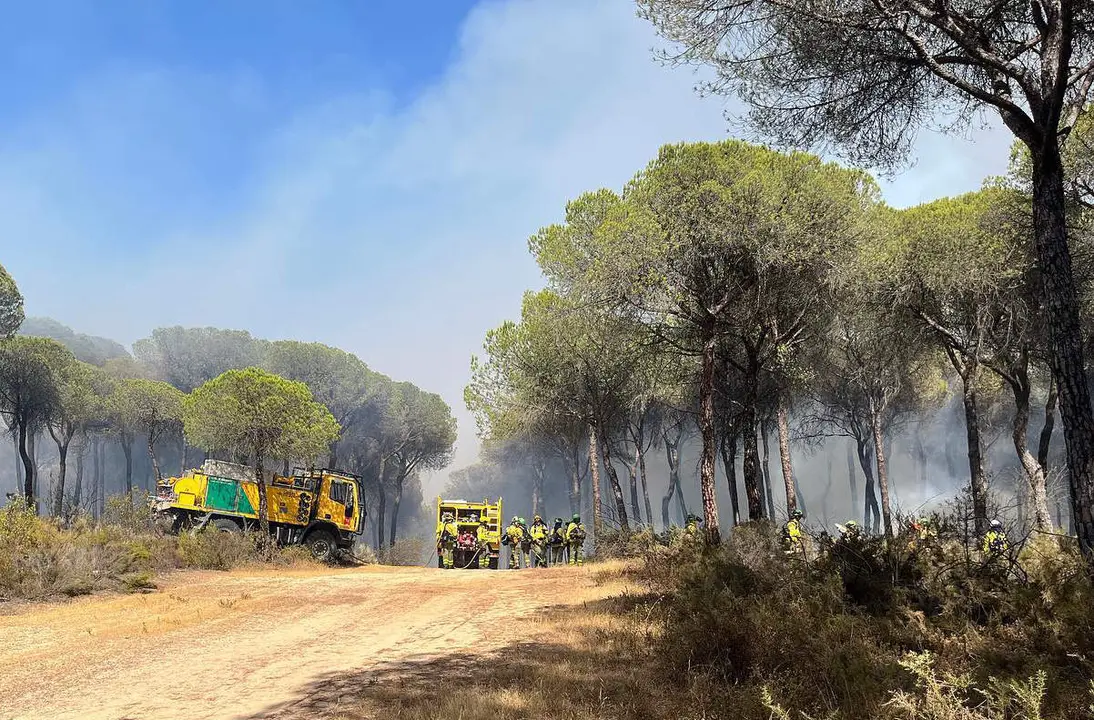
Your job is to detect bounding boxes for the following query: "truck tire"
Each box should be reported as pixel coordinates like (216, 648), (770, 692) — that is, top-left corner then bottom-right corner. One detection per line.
(213, 518), (242, 533)
(305, 529), (336, 563)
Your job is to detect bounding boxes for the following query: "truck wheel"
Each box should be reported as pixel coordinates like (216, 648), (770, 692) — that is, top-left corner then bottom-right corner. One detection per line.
(306, 530), (336, 562)
(213, 518), (242, 533)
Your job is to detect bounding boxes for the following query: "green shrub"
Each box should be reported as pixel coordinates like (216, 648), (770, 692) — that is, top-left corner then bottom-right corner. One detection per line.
(383, 537), (428, 566)
(595, 527), (671, 559)
(641, 513), (1094, 720)
(176, 529), (256, 570)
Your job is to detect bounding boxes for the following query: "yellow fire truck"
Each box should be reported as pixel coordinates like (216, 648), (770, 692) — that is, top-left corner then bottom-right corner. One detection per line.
(153, 460), (364, 561)
(436, 497), (503, 569)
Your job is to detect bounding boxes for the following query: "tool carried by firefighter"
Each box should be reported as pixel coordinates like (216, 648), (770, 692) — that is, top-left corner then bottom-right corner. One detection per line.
(435, 497), (503, 569)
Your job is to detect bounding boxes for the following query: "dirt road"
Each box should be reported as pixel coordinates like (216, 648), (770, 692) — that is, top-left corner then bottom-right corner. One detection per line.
(0, 563), (621, 720)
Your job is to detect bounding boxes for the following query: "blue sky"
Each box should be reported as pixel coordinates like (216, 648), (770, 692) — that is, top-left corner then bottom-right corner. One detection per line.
(0, 0), (1013, 485)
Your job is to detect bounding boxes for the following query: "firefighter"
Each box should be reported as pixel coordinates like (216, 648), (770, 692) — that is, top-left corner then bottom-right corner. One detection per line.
(548, 517), (567, 565)
(680, 513), (703, 547)
(565, 513), (587, 565)
(836, 520), (861, 543)
(476, 517), (492, 569)
(504, 516), (525, 569)
(435, 511), (459, 570)
(517, 516), (532, 569)
(782, 509), (805, 556)
(684, 513), (702, 536)
(529, 515), (549, 568)
(982, 519), (1009, 558)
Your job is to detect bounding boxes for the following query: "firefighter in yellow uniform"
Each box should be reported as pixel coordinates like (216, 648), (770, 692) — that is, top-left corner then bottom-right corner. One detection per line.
(436, 511), (459, 570)
(504, 516), (525, 569)
(529, 515), (549, 568)
(982, 519), (1009, 559)
(682, 514), (702, 545)
(565, 513), (587, 566)
(782, 509), (805, 556)
(476, 517), (492, 569)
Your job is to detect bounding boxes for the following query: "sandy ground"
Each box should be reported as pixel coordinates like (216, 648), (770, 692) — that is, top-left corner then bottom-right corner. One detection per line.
(0, 563), (621, 720)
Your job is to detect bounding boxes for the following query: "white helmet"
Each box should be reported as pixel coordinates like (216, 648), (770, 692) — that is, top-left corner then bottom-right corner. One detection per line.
(989, 519), (1002, 529)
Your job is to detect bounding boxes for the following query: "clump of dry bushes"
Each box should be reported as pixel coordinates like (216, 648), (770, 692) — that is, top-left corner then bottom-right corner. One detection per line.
(633, 520), (1094, 720)
(0, 497), (322, 600)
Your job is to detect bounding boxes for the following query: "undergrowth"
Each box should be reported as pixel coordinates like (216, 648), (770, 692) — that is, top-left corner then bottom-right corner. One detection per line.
(636, 520), (1094, 720)
(0, 497), (323, 600)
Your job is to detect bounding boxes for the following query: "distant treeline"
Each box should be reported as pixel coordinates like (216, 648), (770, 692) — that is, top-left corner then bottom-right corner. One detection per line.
(0, 274), (456, 552)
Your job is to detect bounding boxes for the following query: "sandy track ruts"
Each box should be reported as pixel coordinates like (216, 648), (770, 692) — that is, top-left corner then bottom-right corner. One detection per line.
(0, 563), (616, 720)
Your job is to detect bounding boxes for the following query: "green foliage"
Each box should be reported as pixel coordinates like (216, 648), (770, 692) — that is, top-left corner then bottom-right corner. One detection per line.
(17, 316), (130, 366)
(0, 262), (24, 338)
(133, 326), (263, 392)
(108, 378), (184, 466)
(183, 367), (340, 466)
(176, 528), (256, 570)
(262, 340), (374, 427)
(643, 514), (1094, 720)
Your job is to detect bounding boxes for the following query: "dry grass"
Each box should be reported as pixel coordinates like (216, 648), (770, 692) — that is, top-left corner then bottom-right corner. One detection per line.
(0, 498), (325, 600)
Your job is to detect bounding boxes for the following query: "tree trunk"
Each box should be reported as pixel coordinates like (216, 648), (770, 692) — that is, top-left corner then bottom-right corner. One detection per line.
(698, 335), (721, 544)
(626, 449), (642, 525)
(761, 419), (777, 519)
(1008, 369), (1052, 531)
(960, 365), (989, 534)
(674, 472), (688, 525)
(18, 420), (34, 509)
(846, 439), (859, 523)
(180, 438), (188, 475)
(776, 401), (797, 516)
(73, 437), (86, 509)
(1038, 375), (1058, 476)
(51, 431), (71, 518)
(721, 432), (741, 526)
(869, 407), (894, 538)
(857, 438), (880, 533)
(589, 427), (602, 535)
(148, 429), (162, 485)
(390, 474), (404, 547)
(638, 440), (653, 530)
(376, 456), (387, 553)
(94, 436), (104, 518)
(568, 441), (582, 515)
(121, 435), (134, 495)
(254, 453), (270, 539)
(597, 427), (630, 532)
(1031, 141), (1094, 561)
(662, 430), (680, 529)
(531, 461), (545, 519)
(741, 405), (764, 520)
(28, 430), (38, 512)
(328, 440), (339, 470)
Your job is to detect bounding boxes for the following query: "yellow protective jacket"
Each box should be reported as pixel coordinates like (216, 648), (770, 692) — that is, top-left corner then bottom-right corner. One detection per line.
(436, 520), (459, 543)
(565, 521), (586, 543)
(476, 525), (491, 544)
(784, 519), (803, 542)
(983, 530), (1009, 554)
(529, 522), (549, 543)
(505, 523), (524, 545)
